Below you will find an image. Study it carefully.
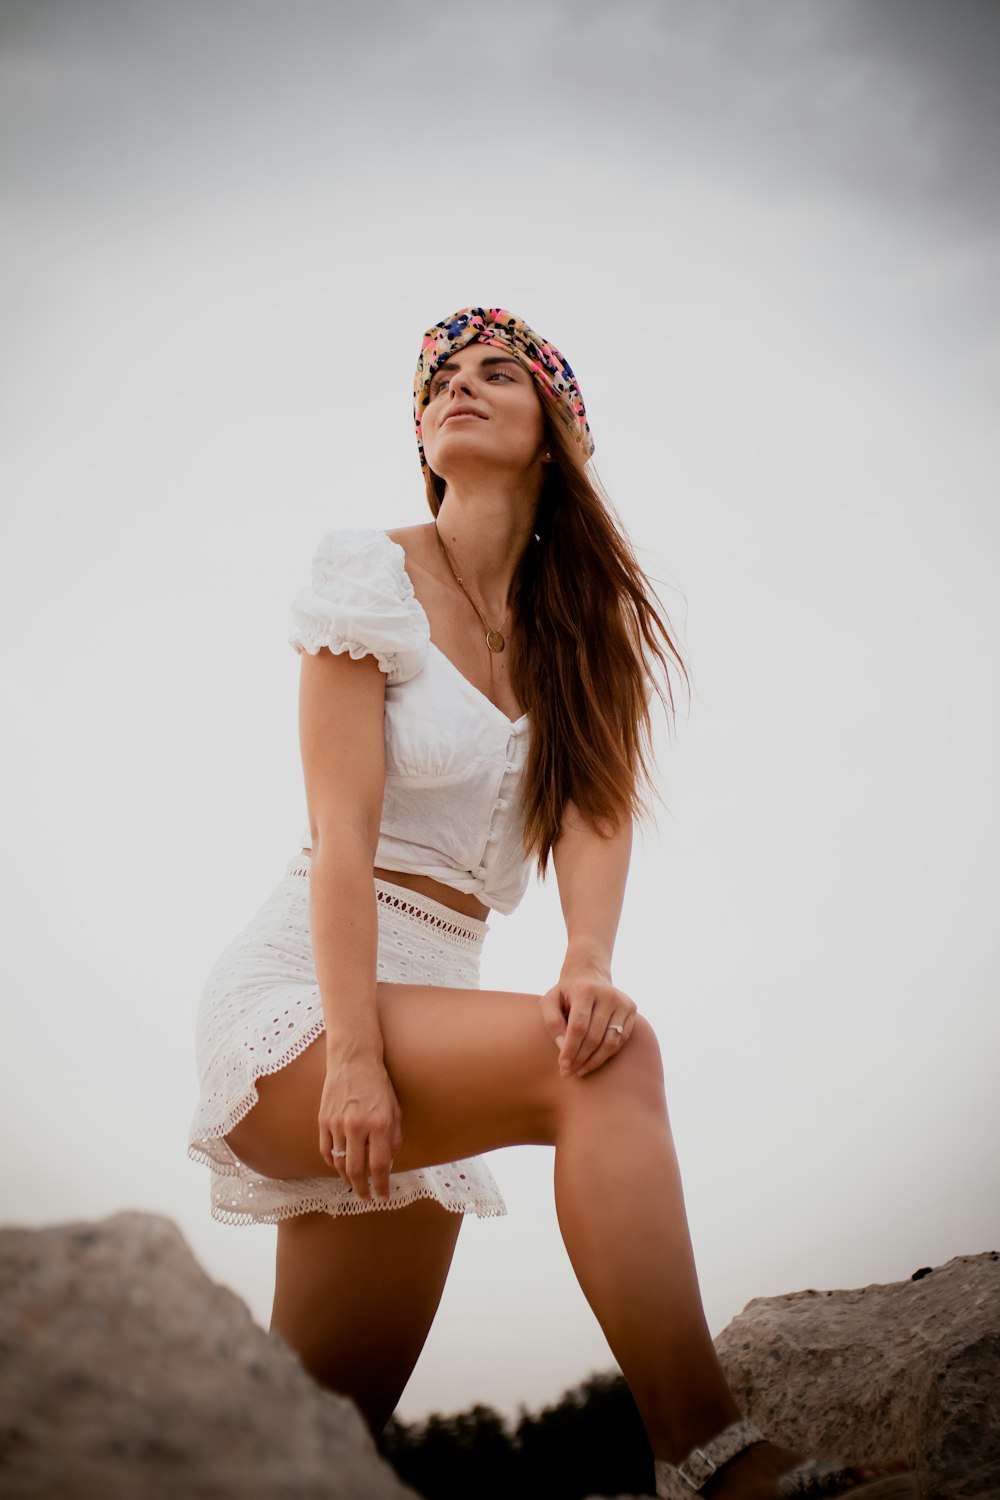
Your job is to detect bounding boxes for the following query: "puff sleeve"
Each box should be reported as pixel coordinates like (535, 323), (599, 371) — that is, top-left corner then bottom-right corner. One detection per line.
(288, 528), (430, 686)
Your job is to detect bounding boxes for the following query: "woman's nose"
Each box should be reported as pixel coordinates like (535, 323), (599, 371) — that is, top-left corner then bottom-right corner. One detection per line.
(448, 372), (475, 398)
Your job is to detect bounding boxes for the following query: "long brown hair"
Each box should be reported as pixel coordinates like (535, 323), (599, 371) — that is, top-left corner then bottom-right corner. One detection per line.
(424, 401), (688, 874)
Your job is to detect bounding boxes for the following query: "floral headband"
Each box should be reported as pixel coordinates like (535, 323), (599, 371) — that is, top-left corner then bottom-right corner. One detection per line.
(413, 306), (594, 470)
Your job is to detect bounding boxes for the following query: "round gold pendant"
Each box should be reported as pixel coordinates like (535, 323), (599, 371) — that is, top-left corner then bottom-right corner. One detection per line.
(486, 629), (506, 653)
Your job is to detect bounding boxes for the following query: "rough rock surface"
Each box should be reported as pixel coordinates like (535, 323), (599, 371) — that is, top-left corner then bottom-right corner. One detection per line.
(3, 1214), (995, 1500)
(714, 1251), (1000, 1500)
(0, 1210), (417, 1499)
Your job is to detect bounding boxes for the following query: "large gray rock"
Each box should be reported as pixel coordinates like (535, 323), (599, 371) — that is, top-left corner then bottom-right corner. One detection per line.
(0, 1211), (418, 1499)
(714, 1251), (1000, 1500)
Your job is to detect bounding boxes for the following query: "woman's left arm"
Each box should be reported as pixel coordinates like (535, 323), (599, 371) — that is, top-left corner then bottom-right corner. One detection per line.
(541, 803), (639, 1079)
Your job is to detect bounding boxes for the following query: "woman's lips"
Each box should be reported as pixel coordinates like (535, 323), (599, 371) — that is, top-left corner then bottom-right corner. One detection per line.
(442, 408), (486, 424)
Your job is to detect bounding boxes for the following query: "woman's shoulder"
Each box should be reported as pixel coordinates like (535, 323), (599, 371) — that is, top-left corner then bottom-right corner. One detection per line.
(311, 523), (437, 579)
(288, 525), (431, 682)
(312, 525), (402, 566)
(382, 523), (442, 600)
(383, 522), (435, 562)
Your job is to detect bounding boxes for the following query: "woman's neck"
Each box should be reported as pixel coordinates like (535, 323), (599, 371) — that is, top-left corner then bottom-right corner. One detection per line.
(433, 480), (538, 616)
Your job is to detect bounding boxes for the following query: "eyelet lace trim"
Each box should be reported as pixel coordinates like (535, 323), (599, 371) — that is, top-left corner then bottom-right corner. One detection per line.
(372, 882), (487, 945)
(200, 1166), (507, 1226)
(287, 857), (488, 944)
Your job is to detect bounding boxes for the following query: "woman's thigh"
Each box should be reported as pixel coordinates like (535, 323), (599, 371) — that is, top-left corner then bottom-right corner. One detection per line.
(271, 1197), (463, 1433)
(225, 982), (560, 1180)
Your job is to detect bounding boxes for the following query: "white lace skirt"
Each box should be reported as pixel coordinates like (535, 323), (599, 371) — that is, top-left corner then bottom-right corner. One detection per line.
(187, 854), (507, 1225)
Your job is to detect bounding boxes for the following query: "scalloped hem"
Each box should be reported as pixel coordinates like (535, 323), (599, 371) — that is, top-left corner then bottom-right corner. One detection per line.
(188, 1132), (508, 1226)
(202, 1170), (508, 1226)
(188, 1128), (509, 1225)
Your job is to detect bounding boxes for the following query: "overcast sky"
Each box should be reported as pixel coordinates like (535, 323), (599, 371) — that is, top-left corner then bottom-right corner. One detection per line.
(2, 0), (998, 1423)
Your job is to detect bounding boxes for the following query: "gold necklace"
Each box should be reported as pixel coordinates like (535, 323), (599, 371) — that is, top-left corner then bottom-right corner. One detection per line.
(434, 527), (512, 654)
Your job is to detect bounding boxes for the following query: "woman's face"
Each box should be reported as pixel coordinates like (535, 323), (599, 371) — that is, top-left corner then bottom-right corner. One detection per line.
(420, 341), (547, 483)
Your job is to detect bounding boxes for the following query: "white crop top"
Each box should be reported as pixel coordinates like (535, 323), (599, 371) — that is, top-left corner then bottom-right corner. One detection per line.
(288, 528), (533, 915)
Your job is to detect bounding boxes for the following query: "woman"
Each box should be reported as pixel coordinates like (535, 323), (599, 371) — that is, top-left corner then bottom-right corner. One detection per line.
(188, 307), (917, 1499)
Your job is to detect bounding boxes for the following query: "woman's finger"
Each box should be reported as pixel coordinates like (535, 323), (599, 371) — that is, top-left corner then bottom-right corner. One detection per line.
(557, 1006), (597, 1074)
(577, 1005), (621, 1070)
(538, 985), (569, 1046)
(571, 1020), (619, 1076)
(575, 1014), (633, 1078)
(554, 986), (637, 1074)
(368, 1132), (395, 1205)
(575, 1035), (621, 1078)
(367, 1107), (401, 1205)
(319, 1124), (348, 1178)
(345, 1133), (371, 1200)
(560, 991), (619, 1073)
(329, 1142), (349, 1179)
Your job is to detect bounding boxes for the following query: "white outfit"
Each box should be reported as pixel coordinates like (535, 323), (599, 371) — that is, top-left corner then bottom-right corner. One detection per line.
(187, 529), (532, 1224)
(289, 528), (531, 915)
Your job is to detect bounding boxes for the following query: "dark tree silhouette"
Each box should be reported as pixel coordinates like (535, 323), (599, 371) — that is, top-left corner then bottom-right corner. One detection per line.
(379, 1371), (654, 1499)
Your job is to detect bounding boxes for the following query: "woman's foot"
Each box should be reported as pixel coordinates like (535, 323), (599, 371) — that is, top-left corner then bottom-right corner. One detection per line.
(656, 1432), (805, 1500)
(657, 1433), (915, 1500)
(700, 1440), (806, 1500)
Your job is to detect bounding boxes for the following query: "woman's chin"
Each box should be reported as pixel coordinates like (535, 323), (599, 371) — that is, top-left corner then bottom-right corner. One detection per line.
(428, 443), (538, 485)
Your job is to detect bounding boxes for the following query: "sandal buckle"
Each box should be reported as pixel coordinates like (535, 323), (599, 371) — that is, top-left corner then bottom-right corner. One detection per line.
(677, 1447), (718, 1490)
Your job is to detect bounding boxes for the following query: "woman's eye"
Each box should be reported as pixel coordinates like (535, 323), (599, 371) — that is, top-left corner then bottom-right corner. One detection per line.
(431, 368), (513, 396)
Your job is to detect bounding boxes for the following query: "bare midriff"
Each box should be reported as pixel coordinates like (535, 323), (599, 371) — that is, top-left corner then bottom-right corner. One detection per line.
(299, 851), (489, 922)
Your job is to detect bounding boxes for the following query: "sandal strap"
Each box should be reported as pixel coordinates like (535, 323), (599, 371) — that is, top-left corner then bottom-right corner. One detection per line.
(775, 1458), (919, 1498)
(656, 1418), (768, 1496)
(776, 1459), (854, 1498)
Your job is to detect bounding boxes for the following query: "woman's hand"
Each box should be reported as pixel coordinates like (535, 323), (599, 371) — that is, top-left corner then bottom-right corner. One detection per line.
(318, 1047), (403, 1203)
(538, 965), (639, 1079)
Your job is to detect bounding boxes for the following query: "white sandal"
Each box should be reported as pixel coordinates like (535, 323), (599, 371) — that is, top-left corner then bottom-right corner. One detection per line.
(654, 1418), (920, 1499)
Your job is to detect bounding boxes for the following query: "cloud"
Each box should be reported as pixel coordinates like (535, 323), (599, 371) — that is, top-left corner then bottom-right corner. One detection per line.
(3, 0), (998, 240)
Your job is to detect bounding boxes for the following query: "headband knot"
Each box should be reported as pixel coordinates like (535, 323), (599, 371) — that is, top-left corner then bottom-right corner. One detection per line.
(413, 306), (594, 470)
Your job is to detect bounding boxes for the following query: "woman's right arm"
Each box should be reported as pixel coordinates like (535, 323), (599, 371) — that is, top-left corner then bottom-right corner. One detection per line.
(298, 645), (401, 1204)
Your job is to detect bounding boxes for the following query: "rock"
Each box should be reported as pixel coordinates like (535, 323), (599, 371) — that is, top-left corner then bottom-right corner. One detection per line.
(714, 1251), (1000, 1500)
(0, 1211), (418, 1499)
(4, 1217), (995, 1500)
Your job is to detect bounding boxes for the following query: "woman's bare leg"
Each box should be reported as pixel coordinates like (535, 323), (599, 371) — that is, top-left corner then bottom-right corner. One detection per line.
(227, 983), (800, 1495)
(270, 1199), (462, 1435)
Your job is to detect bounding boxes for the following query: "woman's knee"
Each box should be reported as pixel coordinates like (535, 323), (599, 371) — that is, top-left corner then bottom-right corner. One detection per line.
(596, 1012), (664, 1099)
(584, 1012), (665, 1106)
(549, 1011), (665, 1129)
(629, 1013), (665, 1076)
(630, 1013), (668, 1104)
